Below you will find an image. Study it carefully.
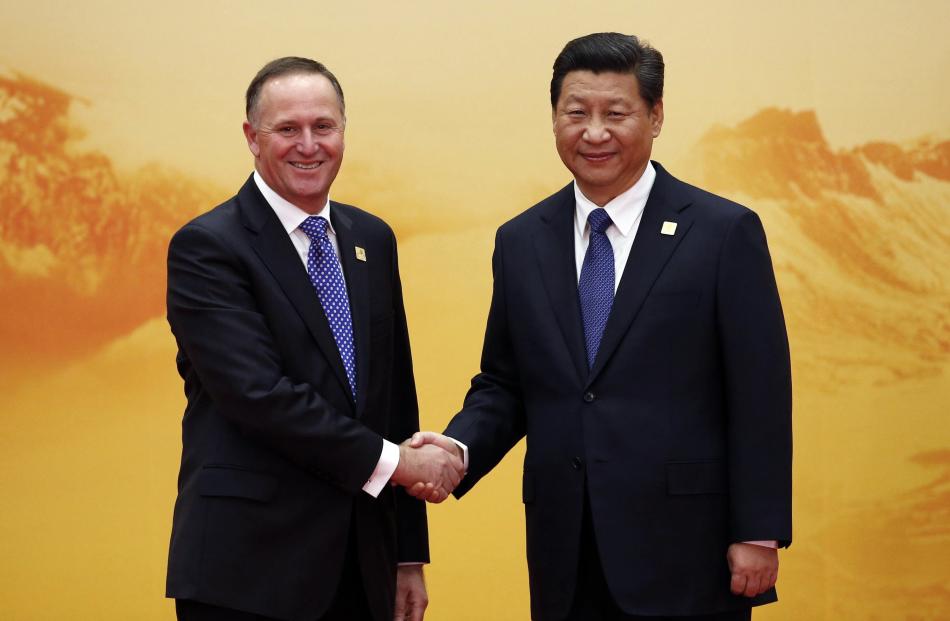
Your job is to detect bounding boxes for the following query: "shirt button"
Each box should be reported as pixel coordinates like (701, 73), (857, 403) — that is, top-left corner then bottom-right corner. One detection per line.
(583, 392), (595, 403)
(572, 457), (584, 470)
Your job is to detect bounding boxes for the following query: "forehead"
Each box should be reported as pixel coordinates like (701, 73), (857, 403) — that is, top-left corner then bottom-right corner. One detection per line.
(557, 70), (643, 106)
(257, 73), (343, 121)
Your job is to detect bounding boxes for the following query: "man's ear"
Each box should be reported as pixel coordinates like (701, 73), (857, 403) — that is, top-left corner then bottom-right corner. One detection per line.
(650, 99), (664, 138)
(243, 121), (260, 158)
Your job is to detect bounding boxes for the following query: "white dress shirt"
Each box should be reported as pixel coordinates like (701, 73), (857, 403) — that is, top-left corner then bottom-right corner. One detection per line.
(573, 162), (656, 288)
(253, 172), (399, 498)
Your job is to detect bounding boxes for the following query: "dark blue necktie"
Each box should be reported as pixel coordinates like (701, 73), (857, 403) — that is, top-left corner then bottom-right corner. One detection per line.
(299, 216), (357, 397)
(578, 208), (615, 368)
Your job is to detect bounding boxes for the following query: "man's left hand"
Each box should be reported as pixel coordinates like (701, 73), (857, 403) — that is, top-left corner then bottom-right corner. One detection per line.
(394, 565), (428, 621)
(726, 542), (778, 598)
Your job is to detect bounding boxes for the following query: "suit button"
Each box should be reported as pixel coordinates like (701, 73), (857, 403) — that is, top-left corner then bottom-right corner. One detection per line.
(583, 392), (595, 403)
(572, 457), (584, 470)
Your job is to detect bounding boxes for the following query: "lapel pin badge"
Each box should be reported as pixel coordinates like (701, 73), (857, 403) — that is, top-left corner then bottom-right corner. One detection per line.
(661, 221), (677, 236)
(355, 246), (367, 262)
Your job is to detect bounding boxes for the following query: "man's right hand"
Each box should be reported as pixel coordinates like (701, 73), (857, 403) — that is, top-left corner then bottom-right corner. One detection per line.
(391, 441), (464, 503)
(399, 432), (465, 503)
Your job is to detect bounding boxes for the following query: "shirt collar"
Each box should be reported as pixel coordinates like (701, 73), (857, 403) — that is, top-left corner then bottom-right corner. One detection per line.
(573, 161), (656, 237)
(253, 170), (336, 236)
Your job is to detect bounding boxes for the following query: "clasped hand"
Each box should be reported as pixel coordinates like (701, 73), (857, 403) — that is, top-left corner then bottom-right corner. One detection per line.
(391, 432), (464, 503)
(727, 542), (779, 598)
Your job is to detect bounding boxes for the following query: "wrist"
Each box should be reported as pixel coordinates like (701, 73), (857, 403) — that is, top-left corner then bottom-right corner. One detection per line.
(392, 444), (408, 485)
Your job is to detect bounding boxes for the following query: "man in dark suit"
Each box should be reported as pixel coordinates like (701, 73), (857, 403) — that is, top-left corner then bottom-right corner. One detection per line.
(411, 33), (792, 620)
(165, 57), (463, 621)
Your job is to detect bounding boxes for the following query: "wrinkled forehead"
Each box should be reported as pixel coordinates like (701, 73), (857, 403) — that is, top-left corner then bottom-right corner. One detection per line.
(254, 73), (345, 122)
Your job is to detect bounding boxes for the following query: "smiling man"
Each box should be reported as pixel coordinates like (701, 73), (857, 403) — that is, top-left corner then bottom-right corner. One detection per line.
(165, 57), (463, 621)
(412, 33), (793, 620)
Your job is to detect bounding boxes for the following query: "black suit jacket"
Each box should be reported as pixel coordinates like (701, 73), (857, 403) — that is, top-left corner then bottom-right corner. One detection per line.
(165, 176), (427, 621)
(446, 162), (792, 620)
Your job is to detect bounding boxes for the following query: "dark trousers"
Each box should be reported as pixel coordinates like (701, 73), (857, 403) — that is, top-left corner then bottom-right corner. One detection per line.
(177, 519), (373, 621)
(563, 494), (751, 621)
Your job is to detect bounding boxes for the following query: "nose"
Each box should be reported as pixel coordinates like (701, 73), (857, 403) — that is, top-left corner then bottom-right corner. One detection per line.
(296, 128), (320, 155)
(582, 116), (611, 144)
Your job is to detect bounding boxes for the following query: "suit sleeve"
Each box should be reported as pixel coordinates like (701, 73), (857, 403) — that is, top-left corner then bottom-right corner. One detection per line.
(385, 231), (430, 563)
(167, 222), (383, 493)
(445, 228), (527, 497)
(716, 210), (793, 546)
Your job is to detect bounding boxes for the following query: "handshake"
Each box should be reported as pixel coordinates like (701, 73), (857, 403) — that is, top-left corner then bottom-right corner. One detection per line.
(390, 432), (464, 503)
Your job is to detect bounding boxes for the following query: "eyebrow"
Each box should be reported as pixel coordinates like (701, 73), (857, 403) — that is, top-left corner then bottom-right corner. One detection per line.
(270, 115), (339, 126)
(561, 94), (633, 106)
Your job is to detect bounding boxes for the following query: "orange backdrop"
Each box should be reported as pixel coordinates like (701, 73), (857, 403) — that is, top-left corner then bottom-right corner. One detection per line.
(1, 2), (948, 619)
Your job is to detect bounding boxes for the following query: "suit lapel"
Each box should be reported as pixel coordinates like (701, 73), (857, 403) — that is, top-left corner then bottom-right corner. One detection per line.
(587, 163), (694, 386)
(331, 204), (371, 418)
(532, 184), (589, 383)
(237, 177), (354, 405)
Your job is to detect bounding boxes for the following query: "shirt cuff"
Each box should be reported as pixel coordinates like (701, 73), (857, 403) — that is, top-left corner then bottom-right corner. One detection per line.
(362, 439), (399, 497)
(450, 437), (469, 472)
(743, 540), (779, 548)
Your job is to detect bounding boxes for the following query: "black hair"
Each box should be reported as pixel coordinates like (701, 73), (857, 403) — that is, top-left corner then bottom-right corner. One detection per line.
(550, 33), (664, 109)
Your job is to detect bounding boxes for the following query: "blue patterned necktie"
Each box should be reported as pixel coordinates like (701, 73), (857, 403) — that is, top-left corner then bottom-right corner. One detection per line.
(299, 216), (357, 397)
(578, 208), (615, 368)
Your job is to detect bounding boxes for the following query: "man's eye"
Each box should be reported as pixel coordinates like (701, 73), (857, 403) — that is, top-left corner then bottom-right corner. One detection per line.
(279, 127), (297, 135)
(567, 110), (586, 117)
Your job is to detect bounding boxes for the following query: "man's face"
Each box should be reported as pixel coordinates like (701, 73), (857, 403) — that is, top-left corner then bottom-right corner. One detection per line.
(243, 73), (345, 213)
(553, 70), (663, 206)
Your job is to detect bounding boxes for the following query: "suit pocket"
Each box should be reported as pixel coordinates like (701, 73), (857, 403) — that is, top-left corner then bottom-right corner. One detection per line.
(198, 465), (278, 503)
(666, 460), (726, 495)
(522, 471), (536, 504)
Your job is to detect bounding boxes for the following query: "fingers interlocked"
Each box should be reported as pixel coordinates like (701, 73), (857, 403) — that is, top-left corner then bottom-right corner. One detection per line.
(392, 432), (465, 503)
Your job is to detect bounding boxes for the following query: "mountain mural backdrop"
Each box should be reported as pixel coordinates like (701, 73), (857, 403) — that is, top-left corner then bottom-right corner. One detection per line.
(0, 72), (221, 377)
(1, 70), (947, 619)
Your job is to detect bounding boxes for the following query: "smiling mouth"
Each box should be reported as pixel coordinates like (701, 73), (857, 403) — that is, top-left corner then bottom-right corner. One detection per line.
(581, 152), (614, 162)
(290, 162), (322, 170)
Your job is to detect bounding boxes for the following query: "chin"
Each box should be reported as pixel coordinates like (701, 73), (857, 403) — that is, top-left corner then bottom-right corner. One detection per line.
(579, 174), (616, 189)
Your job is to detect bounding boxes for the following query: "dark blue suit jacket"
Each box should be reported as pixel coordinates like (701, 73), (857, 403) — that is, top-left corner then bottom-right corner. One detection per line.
(165, 176), (427, 621)
(446, 162), (792, 619)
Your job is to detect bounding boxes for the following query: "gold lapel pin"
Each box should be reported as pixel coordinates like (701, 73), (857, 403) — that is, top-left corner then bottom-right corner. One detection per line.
(661, 221), (677, 236)
(355, 246), (367, 262)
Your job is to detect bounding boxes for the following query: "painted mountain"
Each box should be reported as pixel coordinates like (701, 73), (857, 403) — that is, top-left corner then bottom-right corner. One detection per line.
(680, 108), (950, 385)
(679, 108), (950, 619)
(0, 71), (221, 375)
